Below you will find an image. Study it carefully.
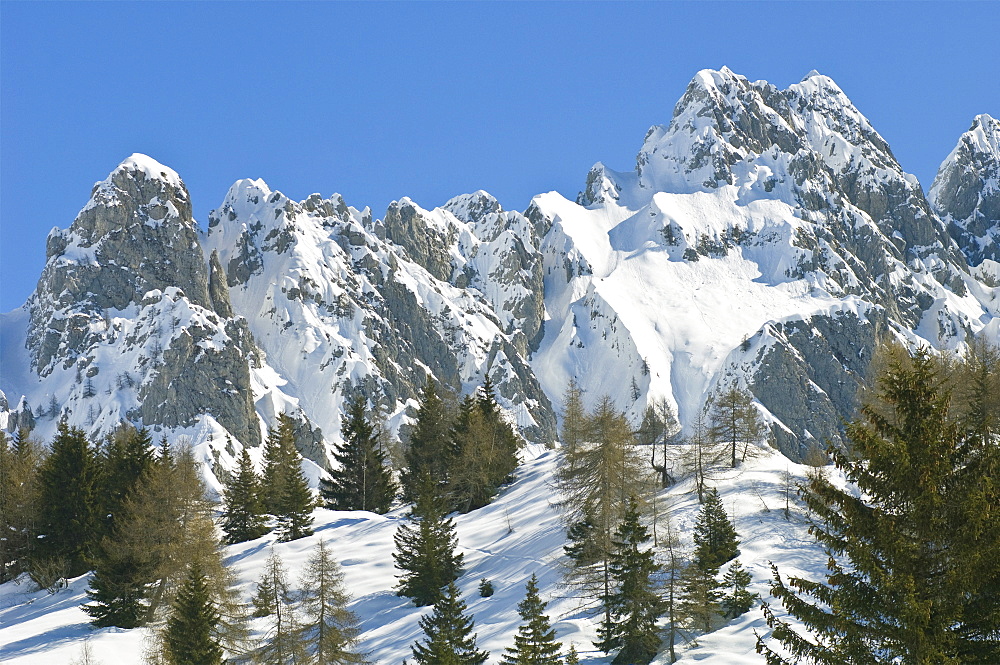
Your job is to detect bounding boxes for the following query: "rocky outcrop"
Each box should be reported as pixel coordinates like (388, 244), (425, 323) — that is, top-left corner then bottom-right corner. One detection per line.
(930, 114), (1000, 266)
(20, 155), (260, 447)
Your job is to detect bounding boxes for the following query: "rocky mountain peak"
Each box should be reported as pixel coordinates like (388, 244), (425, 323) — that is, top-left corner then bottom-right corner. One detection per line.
(930, 114), (1000, 266)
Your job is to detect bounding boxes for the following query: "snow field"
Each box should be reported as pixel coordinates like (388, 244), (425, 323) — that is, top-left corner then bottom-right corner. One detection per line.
(1, 444), (834, 664)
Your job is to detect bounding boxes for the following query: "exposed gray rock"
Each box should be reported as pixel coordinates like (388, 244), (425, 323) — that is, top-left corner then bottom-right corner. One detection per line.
(384, 199), (456, 282)
(930, 114), (1000, 266)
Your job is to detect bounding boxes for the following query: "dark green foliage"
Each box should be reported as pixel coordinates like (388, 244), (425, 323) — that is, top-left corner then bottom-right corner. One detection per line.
(563, 515), (601, 568)
(164, 562), (223, 665)
(564, 645), (580, 665)
(410, 581), (489, 665)
(691, 488), (739, 572)
(221, 448), (268, 545)
(758, 347), (1000, 665)
(478, 578), (494, 598)
(97, 423), (153, 539)
(448, 381), (522, 513)
(35, 423), (100, 577)
(298, 539), (366, 664)
(83, 538), (152, 628)
(501, 574), (562, 665)
(263, 414), (314, 542)
(321, 392), (397, 514)
(596, 496), (662, 665)
(402, 379), (455, 502)
(394, 475), (464, 606)
(679, 563), (722, 633)
(0, 429), (41, 582)
(720, 560), (757, 619)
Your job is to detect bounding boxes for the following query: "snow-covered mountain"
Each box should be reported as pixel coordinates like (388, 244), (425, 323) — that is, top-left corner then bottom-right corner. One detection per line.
(1, 68), (998, 468)
(930, 113), (1000, 267)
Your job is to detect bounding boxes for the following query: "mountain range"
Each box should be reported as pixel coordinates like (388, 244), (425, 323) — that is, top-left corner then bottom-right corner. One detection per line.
(1, 67), (998, 477)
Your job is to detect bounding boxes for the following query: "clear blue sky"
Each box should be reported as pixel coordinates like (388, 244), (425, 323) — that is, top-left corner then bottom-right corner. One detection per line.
(2, 2), (998, 312)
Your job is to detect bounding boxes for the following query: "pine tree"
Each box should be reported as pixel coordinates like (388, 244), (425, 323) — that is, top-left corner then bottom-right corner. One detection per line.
(679, 562), (722, 633)
(321, 392), (397, 514)
(277, 451), (314, 542)
(691, 488), (739, 572)
(757, 347), (1000, 665)
(401, 379), (455, 501)
(448, 382), (521, 513)
(97, 423), (153, 539)
(394, 475), (464, 606)
(254, 549), (307, 665)
(558, 395), (654, 629)
(0, 428), (41, 582)
(564, 645), (580, 665)
(720, 560), (757, 619)
(84, 536), (153, 628)
(708, 385), (765, 468)
(35, 422), (100, 577)
(560, 379), (588, 475)
(163, 561), (223, 665)
(221, 448), (268, 544)
(410, 581), (488, 665)
(298, 539), (366, 664)
(596, 496), (662, 665)
(501, 574), (562, 665)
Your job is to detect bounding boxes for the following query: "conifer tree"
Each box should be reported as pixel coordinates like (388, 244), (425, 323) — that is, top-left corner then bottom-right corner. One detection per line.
(35, 422), (100, 577)
(559, 396), (653, 628)
(410, 581), (488, 665)
(298, 539), (366, 664)
(0, 428), (41, 582)
(276, 449), (314, 542)
(560, 379), (588, 475)
(254, 549), (307, 665)
(679, 560), (722, 633)
(394, 475), (464, 606)
(691, 488), (739, 571)
(659, 506), (686, 663)
(501, 574), (562, 665)
(163, 561), (223, 665)
(720, 560), (757, 619)
(596, 496), (662, 665)
(681, 411), (725, 504)
(98, 423), (153, 539)
(401, 379), (455, 501)
(564, 645), (580, 665)
(448, 382), (521, 512)
(757, 348), (1000, 664)
(222, 448), (268, 545)
(84, 536), (153, 628)
(708, 385), (765, 468)
(321, 392), (397, 514)
(262, 413), (300, 515)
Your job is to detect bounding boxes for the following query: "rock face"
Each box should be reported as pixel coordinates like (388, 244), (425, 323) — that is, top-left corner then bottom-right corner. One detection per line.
(930, 114), (1000, 267)
(203, 180), (556, 456)
(1, 69), (997, 468)
(529, 68), (996, 460)
(15, 155), (260, 447)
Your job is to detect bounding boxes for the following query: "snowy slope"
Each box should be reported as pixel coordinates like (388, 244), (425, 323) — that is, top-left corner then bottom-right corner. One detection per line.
(0, 446), (833, 665)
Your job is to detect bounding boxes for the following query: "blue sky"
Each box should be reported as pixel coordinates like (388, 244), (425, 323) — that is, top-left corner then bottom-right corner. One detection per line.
(2, 2), (998, 312)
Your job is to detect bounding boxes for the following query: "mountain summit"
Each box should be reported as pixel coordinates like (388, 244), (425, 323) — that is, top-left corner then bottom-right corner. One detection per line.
(1, 69), (997, 469)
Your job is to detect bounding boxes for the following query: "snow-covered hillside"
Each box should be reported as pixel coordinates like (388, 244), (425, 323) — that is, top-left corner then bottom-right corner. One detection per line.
(0, 446), (833, 664)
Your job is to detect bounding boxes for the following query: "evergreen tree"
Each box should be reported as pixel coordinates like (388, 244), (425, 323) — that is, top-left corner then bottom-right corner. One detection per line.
(708, 385), (765, 468)
(564, 645), (580, 665)
(321, 392), (397, 514)
(691, 488), (739, 571)
(596, 496), (662, 665)
(394, 475), (464, 606)
(501, 574), (562, 665)
(298, 539), (366, 664)
(448, 382), (521, 513)
(98, 423), (153, 539)
(163, 561), (223, 665)
(276, 448), (314, 542)
(757, 347), (1000, 665)
(35, 423), (100, 577)
(221, 448), (268, 544)
(558, 395), (654, 629)
(84, 536), (153, 628)
(0, 428), (41, 582)
(410, 581), (488, 665)
(720, 560), (757, 619)
(254, 549), (307, 665)
(401, 379), (455, 502)
(679, 559), (722, 633)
